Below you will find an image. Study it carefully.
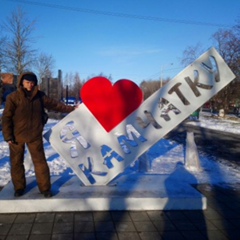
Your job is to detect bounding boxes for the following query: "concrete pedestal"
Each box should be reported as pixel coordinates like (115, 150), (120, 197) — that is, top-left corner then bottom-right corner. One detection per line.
(0, 173), (206, 213)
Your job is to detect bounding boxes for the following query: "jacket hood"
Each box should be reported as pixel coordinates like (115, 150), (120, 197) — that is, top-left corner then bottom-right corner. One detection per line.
(18, 72), (38, 88)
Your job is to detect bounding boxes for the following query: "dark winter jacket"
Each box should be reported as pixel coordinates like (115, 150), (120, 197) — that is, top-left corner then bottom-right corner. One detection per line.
(2, 72), (75, 143)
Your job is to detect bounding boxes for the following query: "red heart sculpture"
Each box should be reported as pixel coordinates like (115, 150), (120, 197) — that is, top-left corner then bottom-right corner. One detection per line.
(81, 77), (143, 132)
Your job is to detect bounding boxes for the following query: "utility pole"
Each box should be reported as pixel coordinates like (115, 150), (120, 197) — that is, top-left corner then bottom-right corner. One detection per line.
(160, 63), (173, 88)
(66, 85), (69, 105)
(47, 77), (50, 97)
(58, 69), (62, 101)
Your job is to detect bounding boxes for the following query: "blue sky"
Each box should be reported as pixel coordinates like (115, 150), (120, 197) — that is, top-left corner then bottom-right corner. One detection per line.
(1, 0), (240, 85)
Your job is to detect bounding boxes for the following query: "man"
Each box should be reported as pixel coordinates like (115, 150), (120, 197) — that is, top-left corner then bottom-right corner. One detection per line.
(2, 72), (75, 198)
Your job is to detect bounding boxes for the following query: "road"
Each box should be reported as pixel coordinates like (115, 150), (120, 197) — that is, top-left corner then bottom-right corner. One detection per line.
(1, 107), (239, 163)
(166, 121), (240, 164)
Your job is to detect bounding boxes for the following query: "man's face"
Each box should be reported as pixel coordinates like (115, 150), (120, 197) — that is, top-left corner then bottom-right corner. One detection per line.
(23, 79), (35, 91)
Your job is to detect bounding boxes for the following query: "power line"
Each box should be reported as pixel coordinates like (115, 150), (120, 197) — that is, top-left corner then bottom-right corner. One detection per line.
(4, 0), (231, 28)
(147, 67), (181, 79)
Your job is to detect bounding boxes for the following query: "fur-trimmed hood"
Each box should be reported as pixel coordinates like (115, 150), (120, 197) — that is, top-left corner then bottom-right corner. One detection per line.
(18, 72), (38, 88)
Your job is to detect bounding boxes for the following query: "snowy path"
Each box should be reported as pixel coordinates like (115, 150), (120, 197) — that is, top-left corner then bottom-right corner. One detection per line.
(1, 111), (240, 189)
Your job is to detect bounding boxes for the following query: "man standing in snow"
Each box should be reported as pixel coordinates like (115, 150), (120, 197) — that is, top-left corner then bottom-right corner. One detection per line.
(2, 72), (75, 198)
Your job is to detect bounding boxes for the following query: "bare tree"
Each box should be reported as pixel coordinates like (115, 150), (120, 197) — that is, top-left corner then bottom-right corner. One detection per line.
(66, 72), (74, 91)
(0, 34), (7, 74)
(35, 52), (55, 84)
(2, 7), (36, 75)
(233, 19), (240, 79)
(211, 28), (240, 113)
(72, 72), (84, 100)
(181, 43), (205, 67)
(0, 76), (2, 105)
(62, 72), (85, 101)
(85, 72), (113, 82)
(0, 32), (8, 105)
(140, 80), (165, 99)
(213, 29), (240, 68)
(233, 17), (240, 39)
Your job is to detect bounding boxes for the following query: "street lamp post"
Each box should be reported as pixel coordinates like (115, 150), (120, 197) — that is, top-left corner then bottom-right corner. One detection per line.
(160, 63), (173, 88)
(160, 65), (163, 88)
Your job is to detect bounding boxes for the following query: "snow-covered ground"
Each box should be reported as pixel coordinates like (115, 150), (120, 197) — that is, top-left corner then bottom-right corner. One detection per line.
(1, 108), (240, 189)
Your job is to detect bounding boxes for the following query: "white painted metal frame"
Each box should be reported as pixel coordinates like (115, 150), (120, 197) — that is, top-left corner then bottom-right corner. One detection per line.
(45, 48), (235, 186)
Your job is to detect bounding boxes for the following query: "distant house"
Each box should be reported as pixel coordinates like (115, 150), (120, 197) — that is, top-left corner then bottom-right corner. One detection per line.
(0, 73), (17, 103)
(39, 70), (63, 101)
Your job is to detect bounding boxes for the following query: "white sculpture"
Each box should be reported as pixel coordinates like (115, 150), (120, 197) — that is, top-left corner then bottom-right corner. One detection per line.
(45, 47), (235, 186)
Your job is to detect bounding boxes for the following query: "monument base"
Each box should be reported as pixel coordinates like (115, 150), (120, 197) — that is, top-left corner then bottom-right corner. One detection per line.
(0, 173), (206, 213)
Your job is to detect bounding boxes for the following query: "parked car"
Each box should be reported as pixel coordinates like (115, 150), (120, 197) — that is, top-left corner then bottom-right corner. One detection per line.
(62, 97), (77, 106)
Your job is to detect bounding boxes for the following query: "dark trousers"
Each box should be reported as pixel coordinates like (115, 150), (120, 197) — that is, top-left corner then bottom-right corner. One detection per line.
(9, 138), (51, 192)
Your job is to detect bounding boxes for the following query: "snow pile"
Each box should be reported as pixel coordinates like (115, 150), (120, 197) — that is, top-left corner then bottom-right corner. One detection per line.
(1, 111), (240, 189)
